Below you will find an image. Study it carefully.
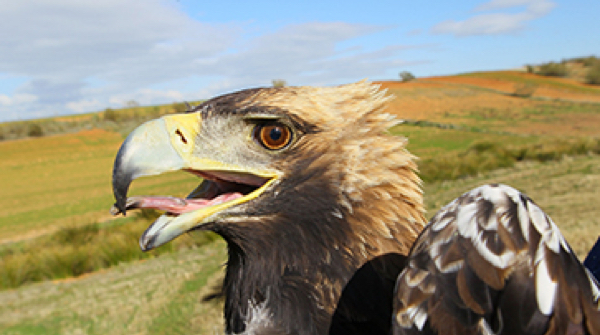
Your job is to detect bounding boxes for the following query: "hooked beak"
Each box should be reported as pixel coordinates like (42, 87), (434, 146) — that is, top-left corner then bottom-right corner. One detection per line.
(112, 113), (277, 251)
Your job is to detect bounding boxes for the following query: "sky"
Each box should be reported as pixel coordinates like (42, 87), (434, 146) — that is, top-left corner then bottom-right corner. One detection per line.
(0, 0), (598, 122)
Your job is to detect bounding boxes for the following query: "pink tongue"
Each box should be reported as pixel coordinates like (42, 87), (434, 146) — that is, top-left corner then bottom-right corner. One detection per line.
(131, 193), (243, 215)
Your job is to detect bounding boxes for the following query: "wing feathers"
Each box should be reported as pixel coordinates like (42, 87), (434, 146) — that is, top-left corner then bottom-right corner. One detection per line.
(393, 184), (600, 335)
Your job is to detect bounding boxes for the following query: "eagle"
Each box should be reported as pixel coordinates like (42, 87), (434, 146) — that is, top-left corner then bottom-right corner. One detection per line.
(111, 81), (600, 335)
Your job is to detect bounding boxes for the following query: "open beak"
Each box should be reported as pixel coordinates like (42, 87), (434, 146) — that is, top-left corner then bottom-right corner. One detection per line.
(111, 113), (277, 251)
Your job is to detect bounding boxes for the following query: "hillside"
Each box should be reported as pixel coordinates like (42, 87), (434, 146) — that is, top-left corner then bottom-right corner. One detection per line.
(1, 69), (600, 334)
(379, 70), (600, 136)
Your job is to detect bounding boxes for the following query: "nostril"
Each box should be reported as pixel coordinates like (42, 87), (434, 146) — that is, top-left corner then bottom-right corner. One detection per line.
(175, 129), (187, 144)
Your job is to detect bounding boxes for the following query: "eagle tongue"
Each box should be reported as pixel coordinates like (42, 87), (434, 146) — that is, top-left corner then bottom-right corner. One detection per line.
(110, 193), (243, 216)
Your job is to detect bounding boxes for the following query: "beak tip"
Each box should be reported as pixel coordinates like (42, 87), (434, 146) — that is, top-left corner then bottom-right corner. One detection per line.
(112, 166), (133, 216)
(112, 194), (128, 216)
(110, 203), (125, 216)
(139, 233), (156, 252)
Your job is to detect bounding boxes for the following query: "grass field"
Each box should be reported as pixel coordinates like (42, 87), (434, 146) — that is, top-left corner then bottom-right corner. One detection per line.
(1, 69), (600, 334)
(0, 239), (228, 335)
(2, 155), (600, 334)
(0, 129), (200, 244)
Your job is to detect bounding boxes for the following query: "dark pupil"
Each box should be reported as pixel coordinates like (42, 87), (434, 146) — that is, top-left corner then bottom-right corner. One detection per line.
(269, 127), (282, 141)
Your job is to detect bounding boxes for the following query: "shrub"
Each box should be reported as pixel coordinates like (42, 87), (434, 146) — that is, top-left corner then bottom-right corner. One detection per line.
(103, 108), (119, 122)
(171, 102), (189, 114)
(399, 71), (416, 82)
(577, 56), (599, 67)
(419, 138), (600, 183)
(0, 217), (221, 290)
(585, 64), (600, 85)
(511, 82), (537, 98)
(525, 64), (535, 73)
(272, 79), (287, 88)
(27, 123), (44, 137)
(535, 62), (568, 77)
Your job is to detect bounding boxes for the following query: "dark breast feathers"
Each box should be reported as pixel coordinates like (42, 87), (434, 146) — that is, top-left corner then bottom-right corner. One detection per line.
(393, 184), (600, 335)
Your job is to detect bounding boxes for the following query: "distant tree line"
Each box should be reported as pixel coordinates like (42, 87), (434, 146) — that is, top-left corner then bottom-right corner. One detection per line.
(0, 100), (201, 142)
(526, 56), (600, 85)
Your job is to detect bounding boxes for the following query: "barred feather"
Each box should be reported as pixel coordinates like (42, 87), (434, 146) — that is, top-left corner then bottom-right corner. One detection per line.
(393, 184), (600, 335)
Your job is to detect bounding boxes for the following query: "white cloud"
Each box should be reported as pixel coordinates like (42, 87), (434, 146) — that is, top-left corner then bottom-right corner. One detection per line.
(475, 0), (547, 11)
(0, 93), (38, 106)
(109, 89), (184, 107)
(66, 99), (102, 113)
(0, 93), (40, 121)
(0, 0), (236, 120)
(432, 0), (555, 36)
(0, 1), (420, 121)
(185, 23), (426, 94)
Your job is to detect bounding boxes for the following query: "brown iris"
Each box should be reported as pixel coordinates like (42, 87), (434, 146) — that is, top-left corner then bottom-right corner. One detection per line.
(255, 123), (292, 150)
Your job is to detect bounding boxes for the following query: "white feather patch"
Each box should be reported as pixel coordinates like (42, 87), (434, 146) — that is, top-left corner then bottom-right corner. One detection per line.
(401, 305), (429, 330)
(237, 299), (274, 335)
(477, 318), (495, 335)
(454, 199), (515, 269)
(431, 215), (453, 231)
(413, 307), (428, 330)
(534, 251), (557, 315)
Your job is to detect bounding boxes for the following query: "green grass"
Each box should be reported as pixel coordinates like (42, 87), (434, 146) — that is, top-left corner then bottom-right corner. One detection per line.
(149, 257), (224, 335)
(0, 212), (219, 290)
(0, 129), (200, 244)
(464, 101), (600, 121)
(391, 123), (536, 157)
(0, 130), (121, 241)
(418, 136), (600, 182)
(519, 101), (600, 117)
(0, 239), (228, 335)
(2, 154), (599, 334)
(4, 123), (599, 291)
(440, 100), (600, 134)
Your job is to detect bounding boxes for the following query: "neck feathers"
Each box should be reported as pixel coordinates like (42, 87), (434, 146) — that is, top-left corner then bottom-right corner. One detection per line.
(219, 81), (427, 334)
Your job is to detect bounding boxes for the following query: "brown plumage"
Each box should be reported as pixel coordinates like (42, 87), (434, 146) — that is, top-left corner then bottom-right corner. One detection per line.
(111, 82), (599, 335)
(394, 184), (600, 335)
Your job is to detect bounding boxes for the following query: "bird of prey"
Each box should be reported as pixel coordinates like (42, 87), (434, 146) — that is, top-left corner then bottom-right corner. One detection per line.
(111, 81), (600, 335)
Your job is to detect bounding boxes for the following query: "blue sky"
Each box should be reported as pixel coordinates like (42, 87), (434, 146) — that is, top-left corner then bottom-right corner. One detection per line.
(0, 0), (598, 122)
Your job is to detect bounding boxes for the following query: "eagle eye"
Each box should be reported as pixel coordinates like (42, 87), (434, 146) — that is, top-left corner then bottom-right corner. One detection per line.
(254, 123), (292, 150)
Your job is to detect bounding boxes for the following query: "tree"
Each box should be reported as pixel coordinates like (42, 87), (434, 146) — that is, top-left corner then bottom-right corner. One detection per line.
(586, 64), (600, 85)
(399, 71), (416, 82)
(272, 79), (287, 88)
(511, 82), (537, 98)
(125, 100), (140, 108)
(28, 123), (44, 137)
(535, 62), (568, 77)
(103, 108), (120, 122)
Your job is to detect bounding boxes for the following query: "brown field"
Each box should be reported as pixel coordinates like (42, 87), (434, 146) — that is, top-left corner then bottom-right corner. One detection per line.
(377, 71), (600, 136)
(381, 80), (537, 121)
(427, 72), (600, 101)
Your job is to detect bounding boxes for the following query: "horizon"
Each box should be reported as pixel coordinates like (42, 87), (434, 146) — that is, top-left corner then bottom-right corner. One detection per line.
(0, 0), (598, 122)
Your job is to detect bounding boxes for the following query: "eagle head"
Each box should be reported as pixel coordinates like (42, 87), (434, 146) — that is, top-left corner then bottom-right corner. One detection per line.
(111, 81), (426, 334)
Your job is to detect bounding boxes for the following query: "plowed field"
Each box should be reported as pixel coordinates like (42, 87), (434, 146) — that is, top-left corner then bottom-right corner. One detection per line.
(378, 71), (600, 136)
